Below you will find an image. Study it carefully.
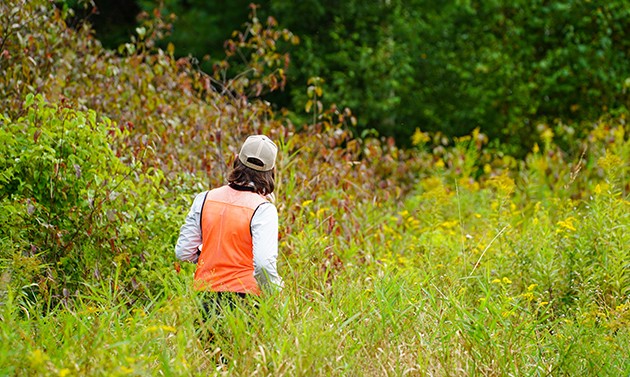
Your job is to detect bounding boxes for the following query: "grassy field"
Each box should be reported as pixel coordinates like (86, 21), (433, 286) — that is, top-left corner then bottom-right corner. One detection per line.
(1, 1), (629, 375)
(2, 153), (628, 376)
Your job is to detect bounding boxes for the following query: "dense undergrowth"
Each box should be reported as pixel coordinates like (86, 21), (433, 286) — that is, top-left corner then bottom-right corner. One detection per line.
(1, 1), (629, 375)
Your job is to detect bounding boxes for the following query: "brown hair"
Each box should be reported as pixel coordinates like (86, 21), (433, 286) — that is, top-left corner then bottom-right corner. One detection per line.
(228, 158), (275, 195)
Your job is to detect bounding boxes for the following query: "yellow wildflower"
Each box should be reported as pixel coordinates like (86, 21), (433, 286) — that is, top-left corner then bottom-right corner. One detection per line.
(29, 349), (48, 369)
(488, 173), (515, 196)
(541, 127), (554, 144)
(598, 152), (623, 173)
(521, 292), (534, 301)
(557, 217), (577, 232)
(118, 366), (134, 375)
(144, 325), (177, 333)
(316, 207), (329, 218)
(440, 220), (459, 229)
(411, 128), (430, 146)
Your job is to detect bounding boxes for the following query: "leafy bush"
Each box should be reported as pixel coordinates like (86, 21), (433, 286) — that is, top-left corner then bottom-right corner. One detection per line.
(0, 94), (176, 306)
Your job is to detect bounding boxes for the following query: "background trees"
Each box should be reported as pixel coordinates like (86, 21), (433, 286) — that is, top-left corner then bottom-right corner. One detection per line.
(276, 0), (630, 151)
(87, 0), (630, 155)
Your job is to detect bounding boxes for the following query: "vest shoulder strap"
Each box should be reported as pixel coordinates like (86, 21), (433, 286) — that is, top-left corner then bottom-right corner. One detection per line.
(199, 190), (210, 239)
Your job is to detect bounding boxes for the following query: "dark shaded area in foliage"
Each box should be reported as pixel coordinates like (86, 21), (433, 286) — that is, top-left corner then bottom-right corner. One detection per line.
(90, 0), (141, 48)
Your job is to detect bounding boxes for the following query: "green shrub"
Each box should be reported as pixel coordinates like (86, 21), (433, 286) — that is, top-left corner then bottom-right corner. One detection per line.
(0, 94), (174, 307)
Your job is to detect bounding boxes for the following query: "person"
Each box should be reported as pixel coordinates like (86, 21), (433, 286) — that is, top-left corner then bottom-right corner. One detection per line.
(175, 135), (283, 307)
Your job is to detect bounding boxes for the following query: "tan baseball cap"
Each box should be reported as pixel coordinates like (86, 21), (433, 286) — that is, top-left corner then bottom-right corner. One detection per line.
(238, 135), (278, 171)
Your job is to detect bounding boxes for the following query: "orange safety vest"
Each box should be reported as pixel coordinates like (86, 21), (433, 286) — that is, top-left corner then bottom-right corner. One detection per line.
(194, 185), (268, 295)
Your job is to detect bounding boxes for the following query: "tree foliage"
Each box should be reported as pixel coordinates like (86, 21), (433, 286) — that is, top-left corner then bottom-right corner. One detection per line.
(270, 0), (630, 152)
(92, 0), (630, 154)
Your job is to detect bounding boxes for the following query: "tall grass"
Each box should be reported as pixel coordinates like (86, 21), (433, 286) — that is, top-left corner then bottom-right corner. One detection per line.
(2, 149), (628, 376)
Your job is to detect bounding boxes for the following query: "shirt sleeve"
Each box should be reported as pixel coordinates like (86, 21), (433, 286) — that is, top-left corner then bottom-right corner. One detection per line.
(251, 202), (283, 291)
(175, 191), (207, 263)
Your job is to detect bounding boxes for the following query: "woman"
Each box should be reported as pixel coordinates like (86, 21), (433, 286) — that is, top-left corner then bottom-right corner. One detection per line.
(175, 135), (283, 300)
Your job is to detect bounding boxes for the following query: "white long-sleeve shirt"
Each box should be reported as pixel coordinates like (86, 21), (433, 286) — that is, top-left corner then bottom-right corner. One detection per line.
(175, 191), (283, 290)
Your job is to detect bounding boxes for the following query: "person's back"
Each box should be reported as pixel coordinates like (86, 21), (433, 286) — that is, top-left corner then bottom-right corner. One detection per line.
(194, 185), (268, 294)
(175, 135), (283, 297)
